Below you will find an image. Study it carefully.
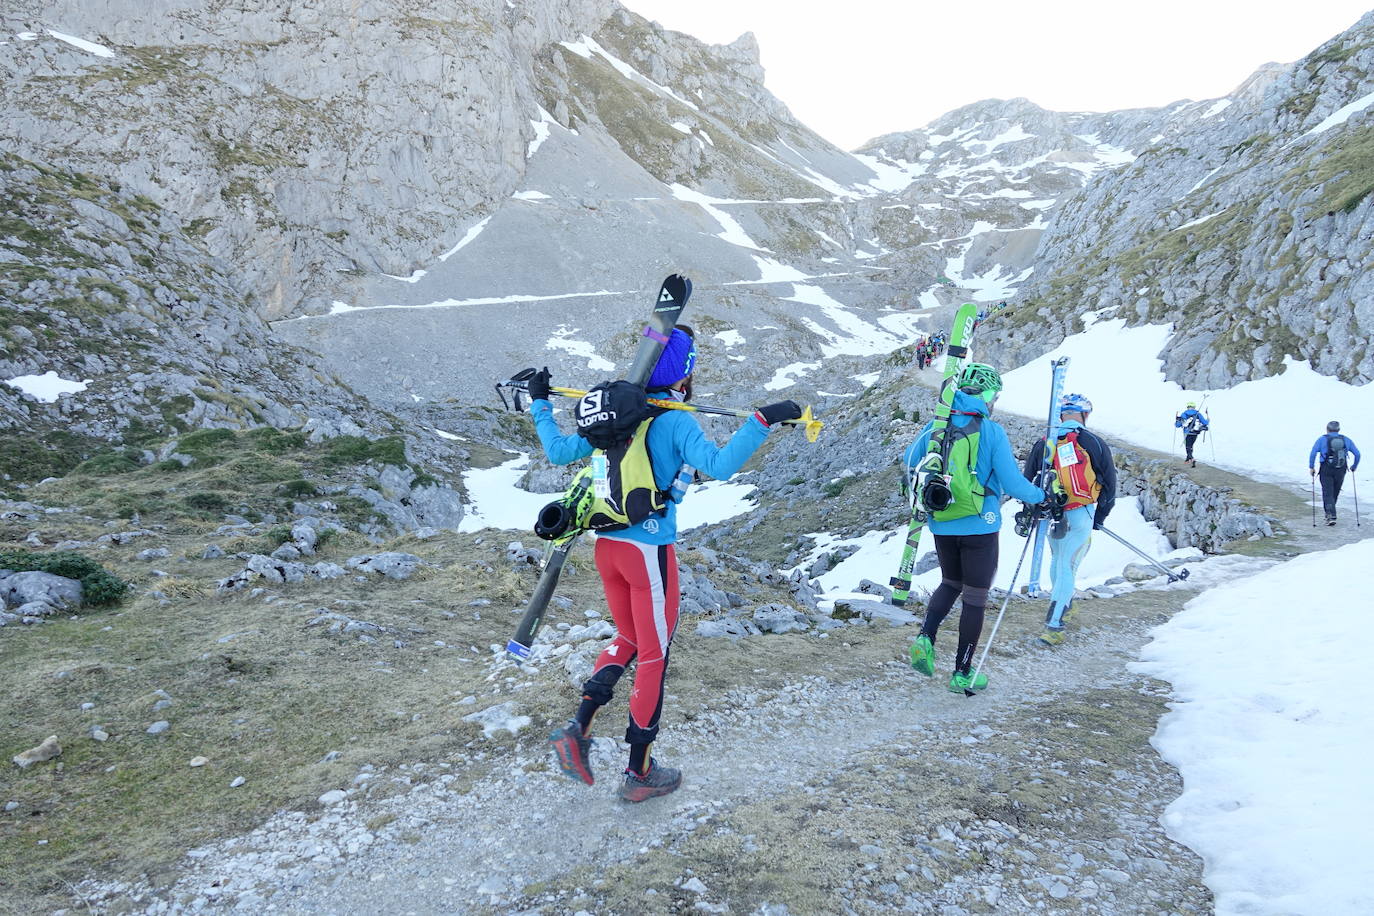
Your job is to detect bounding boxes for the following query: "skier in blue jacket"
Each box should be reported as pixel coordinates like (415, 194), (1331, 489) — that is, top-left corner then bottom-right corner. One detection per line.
(903, 363), (1047, 693)
(1175, 402), (1209, 467)
(1309, 421), (1360, 525)
(527, 327), (802, 800)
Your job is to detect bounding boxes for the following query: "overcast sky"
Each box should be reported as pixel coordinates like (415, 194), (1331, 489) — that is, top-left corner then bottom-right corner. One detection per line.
(619, 1), (1372, 149)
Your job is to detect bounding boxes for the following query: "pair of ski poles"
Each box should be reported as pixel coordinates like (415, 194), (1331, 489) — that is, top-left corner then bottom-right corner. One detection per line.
(1310, 471), (1362, 527)
(962, 521), (1187, 697)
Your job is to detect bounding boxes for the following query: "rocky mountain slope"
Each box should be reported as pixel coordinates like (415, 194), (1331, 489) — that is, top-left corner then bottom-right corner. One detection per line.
(981, 13), (1374, 388)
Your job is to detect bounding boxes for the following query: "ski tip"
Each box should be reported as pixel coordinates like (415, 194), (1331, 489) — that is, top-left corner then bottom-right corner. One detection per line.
(505, 639), (533, 661)
(963, 689), (977, 698)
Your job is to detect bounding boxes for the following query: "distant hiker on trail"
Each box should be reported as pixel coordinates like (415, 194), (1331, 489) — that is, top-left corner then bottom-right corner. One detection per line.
(528, 327), (803, 801)
(1310, 420), (1360, 526)
(1175, 402), (1209, 467)
(915, 339), (929, 369)
(1022, 393), (1117, 646)
(905, 363), (1047, 693)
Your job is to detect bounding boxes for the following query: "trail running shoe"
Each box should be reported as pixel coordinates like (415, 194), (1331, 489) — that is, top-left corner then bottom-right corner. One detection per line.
(618, 758), (682, 802)
(549, 720), (594, 786)
(1038, 626), (1066, 647)
(910, 635), (936, 676)
(948, 669), (988, 693)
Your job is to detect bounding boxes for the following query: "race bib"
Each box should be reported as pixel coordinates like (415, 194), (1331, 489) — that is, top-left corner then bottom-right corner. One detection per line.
(591, 454), (611, 498)
(1057, 441), (1079, 466)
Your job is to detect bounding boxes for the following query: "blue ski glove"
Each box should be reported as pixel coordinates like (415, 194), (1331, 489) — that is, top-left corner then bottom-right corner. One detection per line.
(527, 367), (552, 401)
(755, 400), (803, 427)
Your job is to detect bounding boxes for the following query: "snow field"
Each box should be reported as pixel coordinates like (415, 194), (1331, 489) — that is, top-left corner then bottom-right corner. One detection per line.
(996, 318), (1374, 486)
(1134, 538), (1374, 916)
(5, 371), (90, 402)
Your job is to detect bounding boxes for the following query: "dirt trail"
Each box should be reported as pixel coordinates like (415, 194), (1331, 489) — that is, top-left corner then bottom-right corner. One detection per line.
(77, 465), (1370, 915)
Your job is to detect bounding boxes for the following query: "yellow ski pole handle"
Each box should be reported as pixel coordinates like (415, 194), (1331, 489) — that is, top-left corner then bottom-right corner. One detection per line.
(547, 385), (824, 443)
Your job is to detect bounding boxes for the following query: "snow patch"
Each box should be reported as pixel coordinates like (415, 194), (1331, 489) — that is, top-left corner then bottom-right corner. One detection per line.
(5, 371), (90, 402)
(438, 216), (491, 261)
(546, 325), (615, 372)
(1304, 89), (1374, 136)
(46, 29), (114, 57)
(1136, 539), (1374, 915)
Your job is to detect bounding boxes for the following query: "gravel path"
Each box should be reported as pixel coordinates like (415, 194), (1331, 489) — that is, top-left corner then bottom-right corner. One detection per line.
(73, 472), (1368, 915)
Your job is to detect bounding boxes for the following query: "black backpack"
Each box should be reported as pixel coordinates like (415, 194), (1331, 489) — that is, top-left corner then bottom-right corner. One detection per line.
(1327, 435), (1349, 469)
(574, 380), (652, 449)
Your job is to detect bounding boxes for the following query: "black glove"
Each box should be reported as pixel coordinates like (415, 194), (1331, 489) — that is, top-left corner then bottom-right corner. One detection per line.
(527, 367), (552, 401)
(1038, 490), (1067, 515)
(756, 400), (803, 427)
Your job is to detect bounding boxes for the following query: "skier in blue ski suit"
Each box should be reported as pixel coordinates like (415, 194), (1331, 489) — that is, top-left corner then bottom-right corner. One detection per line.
(1309, 420), (1360, 524)
(1175, 403), (1209, 467)
(1022, 394), (1117, 644)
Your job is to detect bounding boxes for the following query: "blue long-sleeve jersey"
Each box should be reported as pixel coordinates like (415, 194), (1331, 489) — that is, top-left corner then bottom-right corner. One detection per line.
(1309, 434), (1360, 471)
(903, 391), (1045, 536)
(1175, 408), (1209, 431)
(530, 394), (769, 545)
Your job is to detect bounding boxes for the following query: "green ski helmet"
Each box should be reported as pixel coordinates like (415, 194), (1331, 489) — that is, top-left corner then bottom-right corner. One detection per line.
(958, 363), (1003, 402)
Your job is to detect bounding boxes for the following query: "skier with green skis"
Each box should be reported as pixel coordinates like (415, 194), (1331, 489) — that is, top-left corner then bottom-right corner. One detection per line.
(530, 328), (803, 801)
(1022, 393), (1117, 645)
(905, 362), (1049, 692)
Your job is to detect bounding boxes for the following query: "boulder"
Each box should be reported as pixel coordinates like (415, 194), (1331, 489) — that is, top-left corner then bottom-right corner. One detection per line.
(1, 571), (82, 610)
(12, 735), (61, 769)
(752, 603), (809, 635)
(346, 552), (422, 580)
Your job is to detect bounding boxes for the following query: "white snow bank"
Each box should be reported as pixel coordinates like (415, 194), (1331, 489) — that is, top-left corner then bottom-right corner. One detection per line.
(1135, 538), (1374, 916)
(997, 318), (1374, 485)
(5, 371), (90, 402)
(458, 455), (551, 533)
(320, 289), (627, 316)
(676, 480), (756, 531)
(1304, 89), (1374, 136)
(47, 29), (114, 57)
(545, 325), (615, 372)
(438, 216), (490, 261)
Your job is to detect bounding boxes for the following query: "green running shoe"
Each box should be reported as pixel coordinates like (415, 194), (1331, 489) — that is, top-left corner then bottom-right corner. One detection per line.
(1038, 626), (1066, 647)
(910, 635), (936, 676)
(948, 669), (988, 693)
(1060, 602), (1078, 626)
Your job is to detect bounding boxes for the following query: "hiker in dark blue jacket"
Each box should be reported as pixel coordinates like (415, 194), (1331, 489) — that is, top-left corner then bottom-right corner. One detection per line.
(1174, 402), (1209, 467)
(903, 362), (1046, 693)
(1309, 421), (1360, 525)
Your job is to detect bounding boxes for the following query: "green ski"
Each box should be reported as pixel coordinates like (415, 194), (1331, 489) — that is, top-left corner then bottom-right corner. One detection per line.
(890, 302), (979, 606)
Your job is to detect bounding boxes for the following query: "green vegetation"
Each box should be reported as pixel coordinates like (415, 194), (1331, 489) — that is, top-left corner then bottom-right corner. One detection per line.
(1306, 124), (1374, 215)
(0, 550), (128, 606)
(321, 435), (407, 468)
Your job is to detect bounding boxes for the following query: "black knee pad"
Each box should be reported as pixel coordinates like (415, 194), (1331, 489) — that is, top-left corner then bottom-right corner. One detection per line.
(962, 586), (989, 607)
(625, 720), (659, 747)
(581, 665), (623, 705)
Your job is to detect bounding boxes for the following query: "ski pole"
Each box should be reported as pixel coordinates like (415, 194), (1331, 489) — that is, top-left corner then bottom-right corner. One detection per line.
(1097, 526), (1189, 582)
(1311, 472), (1318, 527)
(1353, 473), (1361, 527)
(965, 527), (1035, 697)
(496, 380), (824, 442)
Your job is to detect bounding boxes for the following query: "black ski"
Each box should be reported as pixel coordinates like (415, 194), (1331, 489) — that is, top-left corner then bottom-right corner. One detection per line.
(506, 274), (691, 660)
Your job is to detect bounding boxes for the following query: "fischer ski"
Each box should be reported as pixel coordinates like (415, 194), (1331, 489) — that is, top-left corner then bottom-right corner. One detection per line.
(890, 302), (979, 606)
(506, 274), (692, 661)
(1025, 357), (1070, 598)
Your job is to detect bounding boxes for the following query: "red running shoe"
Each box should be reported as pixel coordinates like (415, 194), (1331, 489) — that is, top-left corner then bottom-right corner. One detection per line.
(549, 720), (593, 786)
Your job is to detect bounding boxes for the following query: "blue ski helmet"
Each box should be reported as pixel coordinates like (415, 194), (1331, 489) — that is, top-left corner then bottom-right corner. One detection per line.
(1059, 393), (1093, 415)
(648, 328), (697, 388)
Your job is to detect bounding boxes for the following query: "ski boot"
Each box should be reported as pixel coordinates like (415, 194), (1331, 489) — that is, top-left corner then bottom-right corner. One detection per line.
(910, 634), (936, 677)
(948, 669), (988, 693)
(618, 758), (682, 802)
(549, 720), (594, 786)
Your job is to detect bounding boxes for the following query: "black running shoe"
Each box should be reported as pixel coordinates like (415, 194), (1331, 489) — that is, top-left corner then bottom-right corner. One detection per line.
(618, 758), (682, 802)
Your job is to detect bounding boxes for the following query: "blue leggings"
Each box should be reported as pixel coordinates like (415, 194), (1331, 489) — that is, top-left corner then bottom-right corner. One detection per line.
(1047, 506), (1093, 626)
